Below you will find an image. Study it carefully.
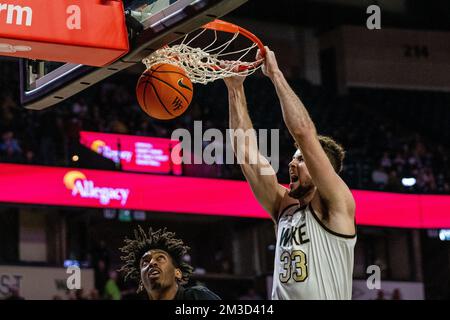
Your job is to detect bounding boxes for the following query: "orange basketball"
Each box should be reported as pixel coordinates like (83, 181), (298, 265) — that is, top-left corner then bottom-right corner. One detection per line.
(136, 63), (194, 120)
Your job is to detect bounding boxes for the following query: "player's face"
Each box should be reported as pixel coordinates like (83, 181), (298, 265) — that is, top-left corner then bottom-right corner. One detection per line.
(288, 149), (315, 199)
(140, 249), (182, 294)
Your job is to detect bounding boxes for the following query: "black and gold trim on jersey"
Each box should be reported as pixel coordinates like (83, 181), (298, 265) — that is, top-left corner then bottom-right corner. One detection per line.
(308, 204), (357, 239)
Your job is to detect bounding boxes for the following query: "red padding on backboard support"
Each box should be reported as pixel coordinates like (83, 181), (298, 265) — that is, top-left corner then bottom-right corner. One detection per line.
(0, 0), (129, 66)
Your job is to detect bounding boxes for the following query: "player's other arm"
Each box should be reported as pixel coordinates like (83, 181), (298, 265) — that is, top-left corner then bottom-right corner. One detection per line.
(261, 47), (355, 232)
(224, 75), (286, 223)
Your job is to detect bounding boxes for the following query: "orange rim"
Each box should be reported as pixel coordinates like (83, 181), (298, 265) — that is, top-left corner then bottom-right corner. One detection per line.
(202, 19), (266, 71)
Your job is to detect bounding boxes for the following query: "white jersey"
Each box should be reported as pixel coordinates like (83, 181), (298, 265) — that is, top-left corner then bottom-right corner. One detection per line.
(272, 203), (356, 300)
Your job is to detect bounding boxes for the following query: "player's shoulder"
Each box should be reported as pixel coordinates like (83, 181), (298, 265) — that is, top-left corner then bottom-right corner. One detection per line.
(176, 285), (221, 300)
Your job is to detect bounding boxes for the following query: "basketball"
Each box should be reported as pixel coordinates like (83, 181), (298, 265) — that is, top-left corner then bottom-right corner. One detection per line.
(136, 63), (194, 120)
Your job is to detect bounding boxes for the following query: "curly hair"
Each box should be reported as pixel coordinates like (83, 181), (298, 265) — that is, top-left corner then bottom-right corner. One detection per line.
(118, 226), (193, 292)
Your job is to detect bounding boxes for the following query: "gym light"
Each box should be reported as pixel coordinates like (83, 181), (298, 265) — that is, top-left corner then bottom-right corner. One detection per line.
(401, 177), (416, 187)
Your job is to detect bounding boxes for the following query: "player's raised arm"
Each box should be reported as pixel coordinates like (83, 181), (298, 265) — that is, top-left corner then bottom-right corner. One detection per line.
(224, 74), (286, 222)
(260, 47), (355, 227)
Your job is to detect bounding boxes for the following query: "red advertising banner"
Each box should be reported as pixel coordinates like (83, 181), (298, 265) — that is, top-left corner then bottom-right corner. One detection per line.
(0, 163), (449, 228)
(79, 131), (182, 175)
(0, 0), (129, 66)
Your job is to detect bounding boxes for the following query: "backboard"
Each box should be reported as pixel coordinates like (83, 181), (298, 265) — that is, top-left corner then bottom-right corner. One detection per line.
(20, 0), (248, 110)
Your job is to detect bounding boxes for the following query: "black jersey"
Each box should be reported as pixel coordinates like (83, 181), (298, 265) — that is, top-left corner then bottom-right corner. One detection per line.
(174, 286), (221, 300)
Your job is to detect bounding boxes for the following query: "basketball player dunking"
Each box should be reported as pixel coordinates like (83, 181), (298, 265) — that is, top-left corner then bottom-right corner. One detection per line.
(224, 47), (357, 300)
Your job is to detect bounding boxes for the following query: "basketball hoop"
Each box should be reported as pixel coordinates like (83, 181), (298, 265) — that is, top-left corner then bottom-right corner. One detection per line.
(142, 19), (266, 84)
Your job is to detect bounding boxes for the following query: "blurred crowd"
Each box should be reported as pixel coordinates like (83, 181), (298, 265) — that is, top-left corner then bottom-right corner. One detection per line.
(1, 60), (450, 194)
(1, 59), (449, 301)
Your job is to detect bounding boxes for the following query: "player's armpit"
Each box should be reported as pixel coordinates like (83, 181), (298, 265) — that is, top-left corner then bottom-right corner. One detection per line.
(324, 206), (357, 236)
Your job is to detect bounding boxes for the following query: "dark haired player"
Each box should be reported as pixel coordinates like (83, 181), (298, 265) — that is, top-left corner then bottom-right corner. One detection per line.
(224, 47), (357, 299)
(119, 226), (220, 300)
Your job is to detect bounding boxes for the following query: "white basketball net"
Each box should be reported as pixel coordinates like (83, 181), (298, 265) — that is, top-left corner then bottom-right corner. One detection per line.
(142, 29), (264, 84)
